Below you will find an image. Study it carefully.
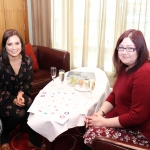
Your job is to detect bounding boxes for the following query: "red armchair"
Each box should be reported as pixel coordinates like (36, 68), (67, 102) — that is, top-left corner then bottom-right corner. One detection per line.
(31, 45), (70, 99)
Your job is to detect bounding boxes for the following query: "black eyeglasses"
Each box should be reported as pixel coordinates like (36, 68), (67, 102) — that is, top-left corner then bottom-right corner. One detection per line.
(117, 46), (136, 52)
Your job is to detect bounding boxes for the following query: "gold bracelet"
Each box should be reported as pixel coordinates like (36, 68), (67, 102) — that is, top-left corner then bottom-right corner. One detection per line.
(98, 110), (106, 116)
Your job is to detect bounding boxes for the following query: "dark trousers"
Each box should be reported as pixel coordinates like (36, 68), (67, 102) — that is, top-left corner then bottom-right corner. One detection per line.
(0, 95), (42, 147)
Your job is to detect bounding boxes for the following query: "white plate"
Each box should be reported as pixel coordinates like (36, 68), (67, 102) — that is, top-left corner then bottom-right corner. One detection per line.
(74, 84), (90, 92)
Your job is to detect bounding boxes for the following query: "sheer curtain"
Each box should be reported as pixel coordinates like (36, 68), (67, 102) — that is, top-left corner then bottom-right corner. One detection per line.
(31, 0), (150, 86)
(31, 0), (52, 47)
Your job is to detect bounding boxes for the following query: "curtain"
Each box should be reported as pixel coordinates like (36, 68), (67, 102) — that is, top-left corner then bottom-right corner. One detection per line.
(31, 0), (51, 47)
(31, 0), (150, 87)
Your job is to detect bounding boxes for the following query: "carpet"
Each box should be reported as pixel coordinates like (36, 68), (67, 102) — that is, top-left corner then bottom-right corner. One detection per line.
(8, 126), (88, 150)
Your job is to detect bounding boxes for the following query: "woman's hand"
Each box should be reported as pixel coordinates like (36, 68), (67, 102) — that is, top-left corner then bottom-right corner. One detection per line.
(13, 91), (25, 107)
(85, 115), (106, 127)
(85, 113), (97, 128)
(13, 98), (25, 107)
(85, 110), (105, 128)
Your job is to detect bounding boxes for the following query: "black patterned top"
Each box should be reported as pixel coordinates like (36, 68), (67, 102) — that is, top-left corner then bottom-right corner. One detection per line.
(0, 55), (33, 106)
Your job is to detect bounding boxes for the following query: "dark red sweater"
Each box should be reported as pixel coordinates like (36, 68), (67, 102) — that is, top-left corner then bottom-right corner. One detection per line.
(106, 62), (150, 141)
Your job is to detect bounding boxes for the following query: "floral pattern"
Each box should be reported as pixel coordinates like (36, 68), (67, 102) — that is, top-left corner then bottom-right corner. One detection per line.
(0, 55), (33, 117)
(0, 55), (33, 106)
(83, 127), (150, 148)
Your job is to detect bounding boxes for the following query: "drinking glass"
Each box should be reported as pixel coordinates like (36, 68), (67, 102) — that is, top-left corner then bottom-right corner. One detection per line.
(50, 67), (57, 85)
(90, 78), (95, 98)
(84, 79), (90, 95)
(69, 75), (78, 86)
(78, 77), (84, 88)
(59, 69), (65, 89)
(84, 79), (90, 92)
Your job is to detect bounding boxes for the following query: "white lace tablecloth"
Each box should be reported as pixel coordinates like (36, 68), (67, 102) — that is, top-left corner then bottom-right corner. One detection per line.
(27, 67), (110, 142)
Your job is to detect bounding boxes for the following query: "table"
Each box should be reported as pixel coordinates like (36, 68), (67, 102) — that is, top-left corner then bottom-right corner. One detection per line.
(27, 67), (110, 142)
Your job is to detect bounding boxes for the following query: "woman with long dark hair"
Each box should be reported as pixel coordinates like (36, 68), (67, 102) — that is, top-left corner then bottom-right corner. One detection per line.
(0, 29), (46, 150)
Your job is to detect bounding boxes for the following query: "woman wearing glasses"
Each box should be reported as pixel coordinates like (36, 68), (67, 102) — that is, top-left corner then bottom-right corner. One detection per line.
(84, 29), (150, 148)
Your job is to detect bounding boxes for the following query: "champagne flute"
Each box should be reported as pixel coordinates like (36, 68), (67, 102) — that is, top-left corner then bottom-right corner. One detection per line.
(59, 69), (65, 89)
(50, 67), (57, 85)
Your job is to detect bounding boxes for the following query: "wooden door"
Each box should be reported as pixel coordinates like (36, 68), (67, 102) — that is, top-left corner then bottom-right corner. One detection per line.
(0, 0), (6, 48)
(4, 0), (25, 41)
(0, 0), (29, 50)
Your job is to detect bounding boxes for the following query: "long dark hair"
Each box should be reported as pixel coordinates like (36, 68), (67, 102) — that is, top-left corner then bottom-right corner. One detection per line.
(1, 29), (25, 65)
(113, 29), (149, 77)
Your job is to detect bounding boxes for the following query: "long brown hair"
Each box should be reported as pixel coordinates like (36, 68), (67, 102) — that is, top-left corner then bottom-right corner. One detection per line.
(113, 29), (149, 77)
(1, 29), (25, 65)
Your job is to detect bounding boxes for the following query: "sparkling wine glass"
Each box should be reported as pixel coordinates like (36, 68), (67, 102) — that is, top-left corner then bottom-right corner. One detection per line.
(59, 69), (65, 89)
(50, 67), (57, 85)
